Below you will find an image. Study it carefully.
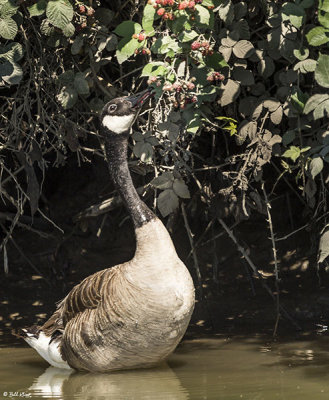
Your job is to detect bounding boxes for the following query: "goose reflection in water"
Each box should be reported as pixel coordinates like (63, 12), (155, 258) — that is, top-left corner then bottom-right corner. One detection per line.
(29, 364), (188, 400)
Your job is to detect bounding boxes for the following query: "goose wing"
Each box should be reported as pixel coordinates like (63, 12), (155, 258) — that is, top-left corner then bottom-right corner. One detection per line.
(42, 268), (112, 336)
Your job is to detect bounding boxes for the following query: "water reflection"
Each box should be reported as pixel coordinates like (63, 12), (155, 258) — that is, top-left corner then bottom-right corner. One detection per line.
(2, 337), (329, 400)
(30, 364), (188, 400)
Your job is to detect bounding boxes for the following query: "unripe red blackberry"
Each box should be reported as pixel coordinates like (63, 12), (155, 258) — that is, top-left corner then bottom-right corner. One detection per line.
(157, 7), (165, 15)
(79, 5), (86, 13)
(86, 7), (94, 16)
(178, 1), (188, 9)
(138, 33), (145, 41)
(191, 41), (201, 50)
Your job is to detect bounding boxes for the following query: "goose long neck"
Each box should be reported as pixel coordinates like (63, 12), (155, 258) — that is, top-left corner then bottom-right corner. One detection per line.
(104, 135), (155, 229)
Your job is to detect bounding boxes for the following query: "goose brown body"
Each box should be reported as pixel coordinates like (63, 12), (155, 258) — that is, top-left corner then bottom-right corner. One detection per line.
(19, 89), (195, 372)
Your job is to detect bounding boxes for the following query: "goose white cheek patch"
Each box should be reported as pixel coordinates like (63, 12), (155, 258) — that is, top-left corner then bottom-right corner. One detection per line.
(102, 115), (135, 134)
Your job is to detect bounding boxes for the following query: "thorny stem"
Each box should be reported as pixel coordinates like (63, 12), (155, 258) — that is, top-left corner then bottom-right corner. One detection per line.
(262, 182), (280, 337)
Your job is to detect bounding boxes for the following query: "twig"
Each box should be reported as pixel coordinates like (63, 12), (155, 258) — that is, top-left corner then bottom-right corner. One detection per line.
(181, 203), (202, 288)
(262, 182), (280, 337)
(218, 217), (301, 331)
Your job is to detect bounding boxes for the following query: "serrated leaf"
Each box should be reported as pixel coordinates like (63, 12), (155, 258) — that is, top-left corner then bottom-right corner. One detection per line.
(74, 73), (89, 95)
(141, 62), (167, 77)
(0, 1), (18, 17)
(28, 0), (47, 17)
(220, 79), (240, 107)
(157, 121), (180, 141)
(320, 0), (329, 12)
(151, 172), (174, 190)
(114, 21), (141, 37)
(62, 22), (75, 37)
(293, 58), (317, 73)
(232, 40), (254, 58)
(178, 30), (198, 43)
(137, 142), (153, 163)
(237, 120), (257, 144)
(233, 68), (254, 86)
(57, 86), (78, 109)
(0, 41), (23, 62)
(94, 7), (114, 26)
(293, 47), (309, 61)
(40, 19), (55, 36)
(58, 70), (74, 85)
(304, 94), (329, 120)
(0, 60), (13, 79)
(173, 179), (190, 199)
(318, 229), (329, 263)
(205, 52), (228, 69)
(306, 26), (329, 46)
(270, 106), (283, 125)
(152, 36), (180, 54)
(309, 156), (324, 179)
(218, 0), (234, 24)
(282, 146), (301, 162)
(46, 0), (73, 30)
(319, 11), (329, 28)
(195, 4), (211, 27)
(258, 56), (275, 79)
(315, 53), (329, 88)
(142, 4), (155, 35)
(0, 17), (17, 40)
(283, 130), (296, 146)
(281, 2), (305, 28)
(71, 35), (84, 55)
(157, 189), (179, 217)
(116, 37), (139, 64)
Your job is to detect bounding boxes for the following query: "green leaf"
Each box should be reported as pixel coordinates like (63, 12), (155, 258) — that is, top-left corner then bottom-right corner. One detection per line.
(319, 0), (329, 12)
(293, 47), (309, 61)
(173, 179), (190, 199)
(0, 60), (13, 79)
(281, 2), (305, 28)
(300, 0), (314, 8)
(142, 4), (155, 35)
(133, 142), (153, 163)
(233, 68), (254, 86)
(187, 115), (202, 134)
(291, 88), (309, 113)
(28, 0), (47, 17)
(309, 156), (324, 179)
(304, 93), (329, 119)
(218, 0), (234, 24)
(282, 146), (301, 162)
(2, 61), (22, 85)
(74, 73), (89, 95)
(306, 26), (329, 46)
(205, 52), (228, 69)
(233, 40), (254, 58)
(0, 0), (18, 18)
(152, 36), (180, 54)
(318, 229), (329, 263)
(178, 30), (198, 43)
(293, 58), (317, 73)
(116, 37), (139, 64)
(157, 121), (180, 141)
(40, 19), (56, 36)
(0, 17), (17, 39)
(94, 8), (114, 26)
(319, 11), (329, 28)
(62, 22), (75, 37)
(282, 130), (296, 146)
(141, 62), (167, 77)
(258, 56), (275, 79)
(157, 189), (179, 217)
(71, 35), (84, 55)
(57, 86), (78, 109)
(220, 79), (240, 107)
(194, 4), (211, 28)
(0, 42), (23, 62)
(58, 70), (75, 85)
(315, 53), (329, 88)
(46, 0), (73, 30)
(151, 172), (174, 190)
(114, 21), (141, 37)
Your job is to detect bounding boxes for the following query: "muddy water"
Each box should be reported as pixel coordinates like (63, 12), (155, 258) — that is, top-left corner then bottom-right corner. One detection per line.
(1, 336), (329, 399)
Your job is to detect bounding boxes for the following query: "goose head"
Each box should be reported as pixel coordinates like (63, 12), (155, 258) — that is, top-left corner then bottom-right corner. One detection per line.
(100, 89), (153, 136)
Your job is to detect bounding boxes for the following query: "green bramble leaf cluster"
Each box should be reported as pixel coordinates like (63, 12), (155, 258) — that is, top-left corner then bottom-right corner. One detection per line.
(1, 0), (329, 262)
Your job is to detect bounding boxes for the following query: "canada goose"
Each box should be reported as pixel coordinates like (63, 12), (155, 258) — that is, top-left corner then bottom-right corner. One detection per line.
(17, 89), (195, 372)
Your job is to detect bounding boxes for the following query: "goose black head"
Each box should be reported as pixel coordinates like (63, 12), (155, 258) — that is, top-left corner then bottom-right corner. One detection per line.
(100, 88), (153, 136)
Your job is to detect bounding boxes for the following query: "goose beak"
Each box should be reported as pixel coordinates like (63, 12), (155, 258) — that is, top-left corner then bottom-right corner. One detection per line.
(127, 88), (154, 109)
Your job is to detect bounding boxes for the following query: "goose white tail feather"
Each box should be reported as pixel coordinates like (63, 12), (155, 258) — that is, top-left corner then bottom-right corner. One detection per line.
(23, 331), (72, 370)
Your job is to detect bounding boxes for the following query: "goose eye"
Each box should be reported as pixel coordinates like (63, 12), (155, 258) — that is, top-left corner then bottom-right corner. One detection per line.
(108, 104), (117, 113)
